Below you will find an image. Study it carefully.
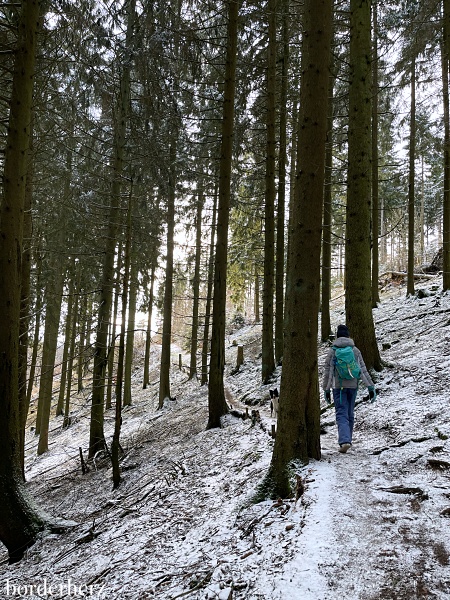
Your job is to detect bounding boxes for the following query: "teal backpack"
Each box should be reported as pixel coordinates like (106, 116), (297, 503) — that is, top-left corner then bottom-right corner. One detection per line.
(333, 346), (361, 383)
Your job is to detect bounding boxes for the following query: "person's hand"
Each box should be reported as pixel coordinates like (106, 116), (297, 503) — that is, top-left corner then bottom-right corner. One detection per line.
(324, 389), (332, 405)
(368, 386), (377, 403)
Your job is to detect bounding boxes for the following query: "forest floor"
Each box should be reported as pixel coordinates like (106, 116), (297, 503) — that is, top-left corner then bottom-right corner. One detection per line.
(1, 276), (450, 599)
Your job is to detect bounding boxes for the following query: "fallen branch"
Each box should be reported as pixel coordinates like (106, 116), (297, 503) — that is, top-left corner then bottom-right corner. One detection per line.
(370, 436), (433, 455)
(427, 458), (450, 470)
(170, 569), (214, 599)
(241, 505), (276, 537)
(377, 485), (428, 501)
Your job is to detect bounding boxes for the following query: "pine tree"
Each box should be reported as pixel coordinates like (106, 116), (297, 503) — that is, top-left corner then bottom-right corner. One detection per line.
(0, 0), (51, 562)
(261, 0), (277, 383)
(207, 0), (240, 428)
(261, 0), (332, 498)
(345, 0), (381, 371)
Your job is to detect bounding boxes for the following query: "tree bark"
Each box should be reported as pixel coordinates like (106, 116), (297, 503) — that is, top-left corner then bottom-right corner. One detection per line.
(36, 264), (65, 453)
(345, 0), (381, 371)
(18, 121), (35, 476)
(63, 269), (80, 428)
(124, 237), (138, 406)
(207, 0), (239, 428)
(0, 0), (50, 562)
(200, 183), (217, 385)
(321, 63), (334, 342)
(158, 142), (177, 407)
(112, 187), (133, 487)
(262, 0), (277, 383)
(264, 0), (332, 498)
(275, 0), (289, 364)
(189, 188), (204, 380)
(89, 0), (135, 457)
(442, 0), (450, 290)
(77, 292), (88, 393)
(143, 264), (156, 389)
(371, 0), (381, 306)
(407, 56), (416, 297)
(57, 266), (75, 416)
(106, 244), (122, 410)
(26, 255), (42, 416)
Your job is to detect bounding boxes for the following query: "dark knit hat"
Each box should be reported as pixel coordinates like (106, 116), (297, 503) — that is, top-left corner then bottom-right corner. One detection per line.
(336, 324), (350, 338)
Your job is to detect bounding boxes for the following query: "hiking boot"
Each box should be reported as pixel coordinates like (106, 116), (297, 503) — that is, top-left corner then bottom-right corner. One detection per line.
(339, 443), (351, 453)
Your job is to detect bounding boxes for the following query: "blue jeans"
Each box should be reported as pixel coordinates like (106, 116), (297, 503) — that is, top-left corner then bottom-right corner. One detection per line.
(333, 387), (358, 445)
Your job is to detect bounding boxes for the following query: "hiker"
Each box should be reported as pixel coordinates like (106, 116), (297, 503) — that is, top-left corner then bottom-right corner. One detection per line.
(269, 388), (279, 418)
(322, 324), (377, 453)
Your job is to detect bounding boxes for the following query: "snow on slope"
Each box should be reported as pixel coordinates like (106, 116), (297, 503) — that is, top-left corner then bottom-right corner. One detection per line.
(1, 276), (450, 599)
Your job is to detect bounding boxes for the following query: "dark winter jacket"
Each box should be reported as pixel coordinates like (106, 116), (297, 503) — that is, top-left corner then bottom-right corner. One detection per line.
(322, 337), (374, 390)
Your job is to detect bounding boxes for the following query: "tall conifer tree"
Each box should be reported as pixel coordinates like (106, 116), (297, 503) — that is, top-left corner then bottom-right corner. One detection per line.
(207, 0), (239, 428)
(262, 0), (332, 498)
(345, 0), (381, 371)
(0, 0), (50, 561)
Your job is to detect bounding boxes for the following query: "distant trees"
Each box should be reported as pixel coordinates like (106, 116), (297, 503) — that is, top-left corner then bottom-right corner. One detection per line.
(3, 0), (450, 536)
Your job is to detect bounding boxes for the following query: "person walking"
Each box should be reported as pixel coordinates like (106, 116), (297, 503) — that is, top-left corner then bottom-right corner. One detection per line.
(322, 324), (376, 453)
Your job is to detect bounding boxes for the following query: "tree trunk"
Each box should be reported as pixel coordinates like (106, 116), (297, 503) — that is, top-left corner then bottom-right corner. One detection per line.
(420, 156), (425, 262)
(345, 0), (381, 371)
(36, 100), (75, 451)
(254, 265), (260, 323)
(124, 237), (138, 406)
(77, 292), (88, 393)
(321, 62), (334, 342)
(264, 0), (332, 498)
(18, 123), (35, 476)
(442, 0), (450, 290)
(89, 0), (135, 457)
(112, 187), (133, 487)
(158, 143), (177, 407)
(63, 270), (80, 428)
(371, 0), (381, 306)
(407, 56), (416, 297)
(380, 193), (387, 264)
(36, 265), (65, 453)
(0, 0), (50, 562)
(200, 183), (217, 386)
(262, 0), (277, 383)
(189, 188), (204, 380)
(275, 0), (289, 364)
(106, 244), (123, 410)
(26, 255), (43, 416)
(143, 264), (156, 389)
(207, 0), (239, 428)
(57, 267), (75, 416)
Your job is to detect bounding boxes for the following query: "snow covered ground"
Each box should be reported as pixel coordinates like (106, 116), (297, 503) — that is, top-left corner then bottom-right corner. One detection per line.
(1, 276), (450, 599)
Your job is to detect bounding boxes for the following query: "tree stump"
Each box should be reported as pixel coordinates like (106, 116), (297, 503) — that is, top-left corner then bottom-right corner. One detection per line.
(236, 344), (244, 368)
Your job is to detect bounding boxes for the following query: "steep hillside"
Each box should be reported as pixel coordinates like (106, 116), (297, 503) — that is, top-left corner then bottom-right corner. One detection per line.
(1, 277), (450, 599)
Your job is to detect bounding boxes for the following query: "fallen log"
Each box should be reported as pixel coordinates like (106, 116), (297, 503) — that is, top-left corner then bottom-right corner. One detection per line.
(427, 458), (450, 470)
(377, 485), (428, 501)
(379, 271), (438, 281)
